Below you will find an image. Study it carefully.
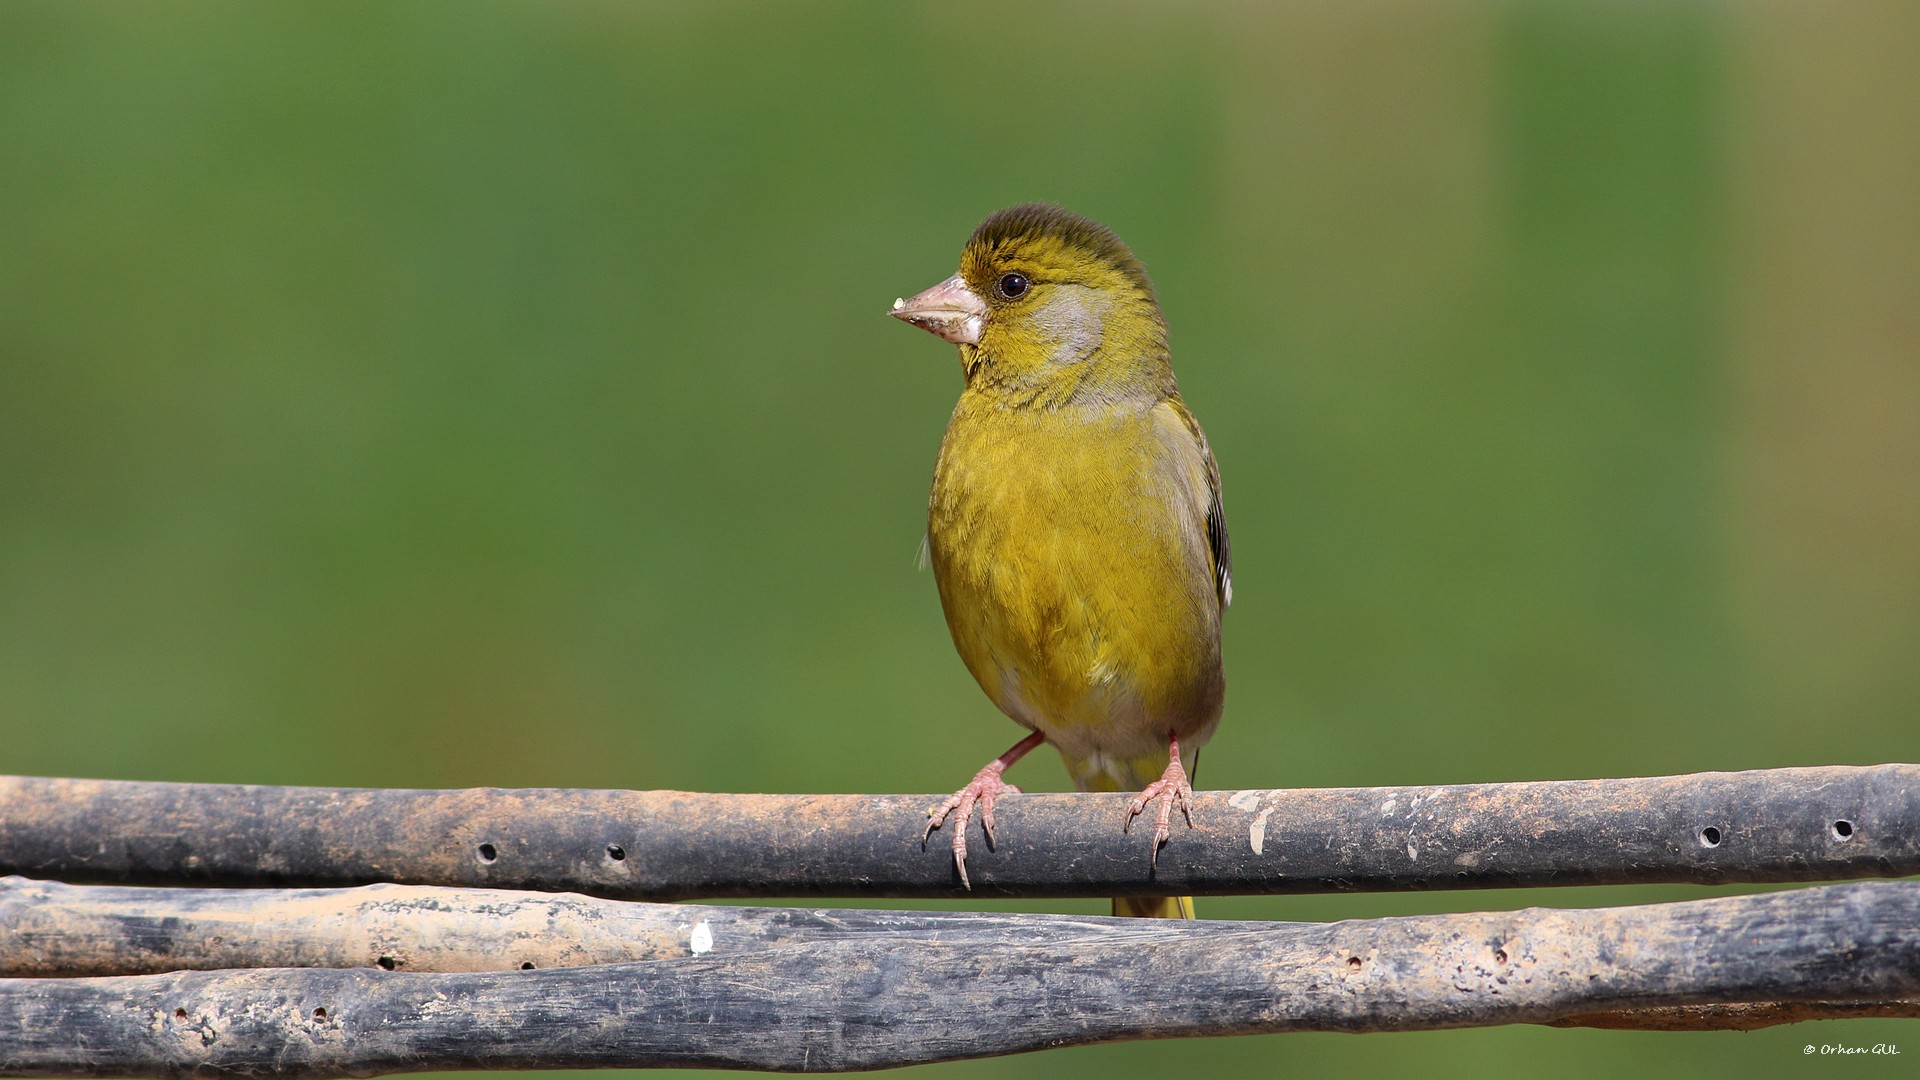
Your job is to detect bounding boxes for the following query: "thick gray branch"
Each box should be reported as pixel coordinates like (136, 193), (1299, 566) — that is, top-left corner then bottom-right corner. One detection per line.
(2, 881), (1917, 1075)
(1, 766), (1914, 900)
(4, 876), (1913, 1040)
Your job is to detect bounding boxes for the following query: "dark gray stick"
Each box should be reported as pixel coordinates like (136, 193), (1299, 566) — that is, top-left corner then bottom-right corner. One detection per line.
(3, 881), (1918, 1075)
(1, 766), (1913, 900)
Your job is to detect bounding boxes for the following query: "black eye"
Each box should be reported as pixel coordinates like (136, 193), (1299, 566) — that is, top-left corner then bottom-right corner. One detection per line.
(996, 272), (1029, 299)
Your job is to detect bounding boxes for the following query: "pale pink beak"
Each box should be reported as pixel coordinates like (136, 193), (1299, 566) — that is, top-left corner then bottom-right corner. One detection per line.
(889, 273), (987, 345)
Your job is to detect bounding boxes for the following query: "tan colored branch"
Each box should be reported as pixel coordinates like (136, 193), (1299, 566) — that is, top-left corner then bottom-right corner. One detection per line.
(2, 879), (1919, 1074)
(0, 878), (698, 976)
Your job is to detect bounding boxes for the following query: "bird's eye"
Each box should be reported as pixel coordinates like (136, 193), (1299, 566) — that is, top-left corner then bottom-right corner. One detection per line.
(996, 272), (1030, 299)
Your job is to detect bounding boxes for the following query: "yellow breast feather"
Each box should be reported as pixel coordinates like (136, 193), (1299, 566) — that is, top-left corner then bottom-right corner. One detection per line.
(928, 396), (1223, 771)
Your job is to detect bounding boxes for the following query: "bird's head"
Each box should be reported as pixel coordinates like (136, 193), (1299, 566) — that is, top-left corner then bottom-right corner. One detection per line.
(891, 204), (1172, 405)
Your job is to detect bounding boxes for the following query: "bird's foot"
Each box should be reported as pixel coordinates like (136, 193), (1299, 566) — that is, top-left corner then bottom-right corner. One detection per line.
(924, 732), (1044, 889)
(1122, 735), (1195, 868)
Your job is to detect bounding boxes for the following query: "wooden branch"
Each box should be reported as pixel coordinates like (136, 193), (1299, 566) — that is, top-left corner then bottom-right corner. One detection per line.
(0, 877), (1207, 977)
(5, 876), (1914, 1038)
(3, 881), (1917, 1075)
(1, 766), (1914, 900)
(0, 877), (707, 976)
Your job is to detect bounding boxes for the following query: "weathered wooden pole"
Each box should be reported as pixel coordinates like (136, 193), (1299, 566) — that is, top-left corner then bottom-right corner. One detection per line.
(1, 881), (1917, 1075)
(1, 765), (1914, 900)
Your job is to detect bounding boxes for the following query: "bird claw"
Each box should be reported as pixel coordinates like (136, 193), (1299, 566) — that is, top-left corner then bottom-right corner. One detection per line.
(924, 770), (1022, 890)
(1122, 752), (1195, 868)
(923, 733), (1043, 890)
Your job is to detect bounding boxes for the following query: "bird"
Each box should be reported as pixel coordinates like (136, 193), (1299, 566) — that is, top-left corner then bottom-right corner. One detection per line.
(889, 204), (1230, 919)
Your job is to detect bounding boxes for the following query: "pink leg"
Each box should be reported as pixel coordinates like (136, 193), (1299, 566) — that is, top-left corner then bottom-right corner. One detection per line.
(1122, 733), (1196, 866)
(924, 732), (1044, 889)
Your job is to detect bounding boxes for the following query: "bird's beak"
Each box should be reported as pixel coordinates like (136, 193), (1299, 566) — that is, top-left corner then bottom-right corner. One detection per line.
(889, 274), (986, 345)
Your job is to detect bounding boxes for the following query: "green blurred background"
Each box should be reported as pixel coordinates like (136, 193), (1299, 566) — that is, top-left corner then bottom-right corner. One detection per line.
(3, 1), (1917, 1075)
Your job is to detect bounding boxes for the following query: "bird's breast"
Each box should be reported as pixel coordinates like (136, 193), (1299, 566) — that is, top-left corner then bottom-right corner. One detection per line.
(927, 400), (1223, 758)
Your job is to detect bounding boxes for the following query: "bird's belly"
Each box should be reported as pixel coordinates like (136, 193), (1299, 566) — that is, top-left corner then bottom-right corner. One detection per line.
(928, 449), (1223, 765)
(952, 571), (1221, 764)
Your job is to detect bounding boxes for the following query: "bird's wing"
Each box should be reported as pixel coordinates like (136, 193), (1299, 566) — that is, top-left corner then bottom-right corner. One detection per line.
(1159, 397), (1231, 609)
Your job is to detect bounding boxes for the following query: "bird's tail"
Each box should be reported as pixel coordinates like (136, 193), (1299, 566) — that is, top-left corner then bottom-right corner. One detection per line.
(1065, 750), (1197, 920)
(1112, 894), (1196, 918)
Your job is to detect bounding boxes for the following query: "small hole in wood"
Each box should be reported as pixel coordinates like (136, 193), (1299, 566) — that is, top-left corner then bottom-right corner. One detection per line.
(477, 843), (498, 863)
(521, 961), (536, 970)
(1493, 948), (1508, 965)
(173, 1008), (188, 1021)
(313, 1007), (328, 1020)
(376, 956), (397, 971)
(606, 845), (626, 861)
(1345, 956), (1363, 972)
(1699, 826), (1722, 847)
(1832, 819), (1855, 841)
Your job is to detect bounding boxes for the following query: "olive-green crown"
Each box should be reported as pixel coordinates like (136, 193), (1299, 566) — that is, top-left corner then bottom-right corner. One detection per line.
(967, 203), (1157, 302)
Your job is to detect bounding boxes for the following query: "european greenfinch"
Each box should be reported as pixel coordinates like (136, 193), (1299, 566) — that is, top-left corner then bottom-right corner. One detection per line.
(891, 204), (1229, 919)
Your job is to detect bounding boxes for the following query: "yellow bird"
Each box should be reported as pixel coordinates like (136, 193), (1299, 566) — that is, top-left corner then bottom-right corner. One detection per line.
(891, 204), (1230, 919)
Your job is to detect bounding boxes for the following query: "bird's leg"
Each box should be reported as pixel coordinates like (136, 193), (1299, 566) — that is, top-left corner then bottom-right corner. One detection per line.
(924, 731), (1044, 889)
(1122, 732), (1196, 866)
